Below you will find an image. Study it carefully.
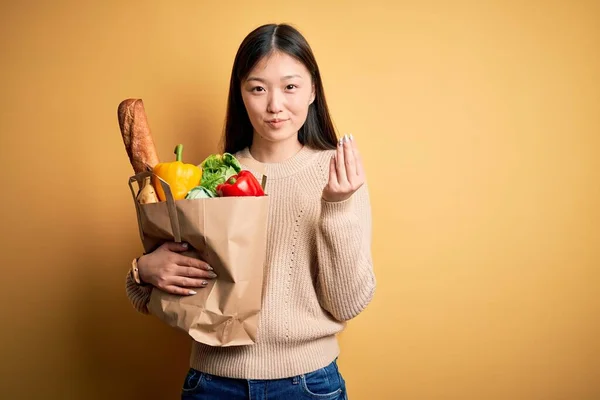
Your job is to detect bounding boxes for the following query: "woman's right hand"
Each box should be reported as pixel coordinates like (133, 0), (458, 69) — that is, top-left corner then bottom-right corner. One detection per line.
(137, 242), (217, 295)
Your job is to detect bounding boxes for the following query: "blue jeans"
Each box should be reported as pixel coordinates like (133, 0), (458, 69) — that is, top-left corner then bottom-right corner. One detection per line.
(181, 359), (348, 399)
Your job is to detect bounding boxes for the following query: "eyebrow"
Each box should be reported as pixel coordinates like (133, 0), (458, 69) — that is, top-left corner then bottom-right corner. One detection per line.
(246, 74), (303, 82)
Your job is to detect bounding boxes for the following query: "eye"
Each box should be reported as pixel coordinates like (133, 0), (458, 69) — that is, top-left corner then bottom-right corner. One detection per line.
(251, 86), (265, 93)
(286, 84), (298, 90)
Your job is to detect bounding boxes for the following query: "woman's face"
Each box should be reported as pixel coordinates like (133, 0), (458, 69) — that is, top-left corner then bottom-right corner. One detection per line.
(241, 51), (315, 146)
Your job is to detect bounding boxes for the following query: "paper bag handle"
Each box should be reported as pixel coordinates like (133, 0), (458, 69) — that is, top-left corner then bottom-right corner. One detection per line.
(127, 173), (148, 247)
(128, 171), (183, 244)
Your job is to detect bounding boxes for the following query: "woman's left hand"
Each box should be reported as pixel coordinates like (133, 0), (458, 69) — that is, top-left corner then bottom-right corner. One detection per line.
(322, 134), (365, 203)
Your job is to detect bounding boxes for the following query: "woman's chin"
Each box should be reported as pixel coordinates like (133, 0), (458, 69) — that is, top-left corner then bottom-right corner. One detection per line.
(255, 130), (298, 144)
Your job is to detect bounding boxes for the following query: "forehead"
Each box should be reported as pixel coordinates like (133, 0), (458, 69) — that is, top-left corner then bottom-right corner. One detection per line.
(248, 51), (310, 79)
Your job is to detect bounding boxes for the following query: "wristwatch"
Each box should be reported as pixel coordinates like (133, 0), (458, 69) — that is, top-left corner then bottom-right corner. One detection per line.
(130, 257), (148, 286)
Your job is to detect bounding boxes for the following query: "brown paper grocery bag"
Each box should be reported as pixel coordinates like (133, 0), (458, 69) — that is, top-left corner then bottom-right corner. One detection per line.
(127, 165), (269, 347)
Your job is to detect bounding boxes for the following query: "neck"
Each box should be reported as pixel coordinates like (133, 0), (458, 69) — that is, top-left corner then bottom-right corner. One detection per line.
(249, 134), (304, 163)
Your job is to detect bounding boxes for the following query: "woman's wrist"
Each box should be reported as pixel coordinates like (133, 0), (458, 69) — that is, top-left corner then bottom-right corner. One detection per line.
(134, 255), (150, 286)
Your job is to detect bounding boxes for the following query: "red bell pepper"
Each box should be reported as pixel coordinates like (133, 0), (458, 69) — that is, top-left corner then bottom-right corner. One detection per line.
(216, 170), (265, 197)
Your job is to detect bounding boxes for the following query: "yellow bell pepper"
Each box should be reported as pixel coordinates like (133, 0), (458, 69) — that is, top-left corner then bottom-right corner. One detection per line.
(152, 144), (202, 201)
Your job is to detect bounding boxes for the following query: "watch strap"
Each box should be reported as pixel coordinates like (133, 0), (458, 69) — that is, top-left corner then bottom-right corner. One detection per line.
(131, 257), (146, 286)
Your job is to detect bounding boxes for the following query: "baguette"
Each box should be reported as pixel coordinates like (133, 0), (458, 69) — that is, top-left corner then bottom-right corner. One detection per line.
(117, 98), (160, 174)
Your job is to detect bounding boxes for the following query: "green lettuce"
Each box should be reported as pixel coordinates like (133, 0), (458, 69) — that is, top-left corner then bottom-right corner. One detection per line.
(198, 153), (242, 195)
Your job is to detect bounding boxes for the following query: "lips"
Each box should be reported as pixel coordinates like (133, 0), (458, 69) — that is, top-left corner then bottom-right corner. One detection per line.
(265, 118), (289, 128)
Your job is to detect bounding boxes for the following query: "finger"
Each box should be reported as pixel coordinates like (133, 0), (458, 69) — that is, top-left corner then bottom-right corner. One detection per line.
(175, 275), (210, 289)
(162, 241), (190, 252)
(175, 254), (213, 271)
(163, 285), (200, 296)
(344, 134), (357, 179)
(350, 135), (364, 177)
(336, 136), (348, 184)
(328, 155), (338, 186)
(176, 266), (217, 280)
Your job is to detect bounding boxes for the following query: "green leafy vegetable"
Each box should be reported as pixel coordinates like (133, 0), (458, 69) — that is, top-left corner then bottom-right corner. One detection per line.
(185, 186), (215, 199)
(198, 153), (242, 195)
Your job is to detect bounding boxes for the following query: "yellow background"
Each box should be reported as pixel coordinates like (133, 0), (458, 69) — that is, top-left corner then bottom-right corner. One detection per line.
(1, 1), (598, 399)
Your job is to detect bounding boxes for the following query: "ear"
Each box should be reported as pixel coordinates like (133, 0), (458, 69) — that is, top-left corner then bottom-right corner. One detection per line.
(309, 84), (316, 105)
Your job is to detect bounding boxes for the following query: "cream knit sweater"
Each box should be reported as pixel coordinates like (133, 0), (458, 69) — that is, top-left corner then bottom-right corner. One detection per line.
(125, 145), (375, 379)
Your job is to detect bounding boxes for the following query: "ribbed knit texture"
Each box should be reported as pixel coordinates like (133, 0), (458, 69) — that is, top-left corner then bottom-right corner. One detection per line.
(125, 145), (375, 379)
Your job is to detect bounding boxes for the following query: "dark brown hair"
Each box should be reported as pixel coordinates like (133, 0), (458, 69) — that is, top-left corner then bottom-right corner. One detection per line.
(222, 23), (338, 154)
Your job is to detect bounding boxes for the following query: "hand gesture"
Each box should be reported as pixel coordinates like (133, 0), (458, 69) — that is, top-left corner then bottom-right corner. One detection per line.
(322, 134), (365, 203)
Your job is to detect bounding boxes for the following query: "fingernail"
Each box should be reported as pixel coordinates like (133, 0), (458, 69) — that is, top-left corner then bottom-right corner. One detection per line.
(188, 290), (197, 295)
(182, 242), (188, 248)
(208, 272), (217, 278)
(349, 134), (354, 141)
(202, 281), (208, 286)
(338, 137), (343, 146)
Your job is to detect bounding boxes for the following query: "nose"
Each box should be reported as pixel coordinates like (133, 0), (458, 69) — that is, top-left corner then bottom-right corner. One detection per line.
(266, 90), (283, 114)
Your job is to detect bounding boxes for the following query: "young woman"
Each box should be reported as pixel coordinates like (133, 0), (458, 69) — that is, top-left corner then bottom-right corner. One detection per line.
(125, 23), (376, 400)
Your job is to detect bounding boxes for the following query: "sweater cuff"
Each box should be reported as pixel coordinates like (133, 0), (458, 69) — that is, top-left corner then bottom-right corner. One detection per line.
(125, 270), (153, 315)
(321, 195), (354, 218)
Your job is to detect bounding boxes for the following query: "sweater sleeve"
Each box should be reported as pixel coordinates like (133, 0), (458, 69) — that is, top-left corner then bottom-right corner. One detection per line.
(125, 270), (153, 315)
(315, 181), (376, 322)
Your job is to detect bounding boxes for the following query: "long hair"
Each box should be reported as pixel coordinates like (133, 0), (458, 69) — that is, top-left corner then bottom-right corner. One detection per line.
(222, 23), (338, 154)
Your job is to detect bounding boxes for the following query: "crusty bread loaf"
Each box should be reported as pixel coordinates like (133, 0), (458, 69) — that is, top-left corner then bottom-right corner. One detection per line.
(118, 99), (160, 174)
